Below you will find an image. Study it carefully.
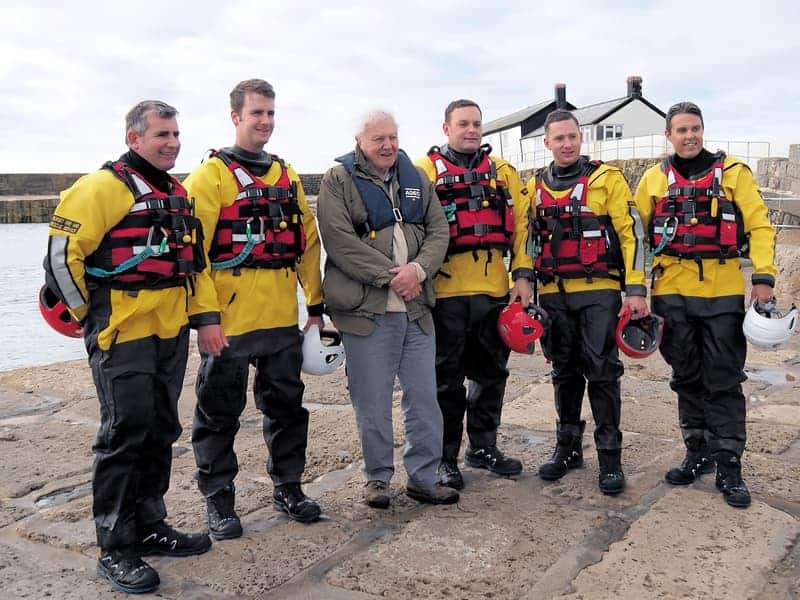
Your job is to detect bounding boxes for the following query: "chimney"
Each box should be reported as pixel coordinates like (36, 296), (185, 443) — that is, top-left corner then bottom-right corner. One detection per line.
(554, 83), (567, 108)
(627, 75), (642, 98)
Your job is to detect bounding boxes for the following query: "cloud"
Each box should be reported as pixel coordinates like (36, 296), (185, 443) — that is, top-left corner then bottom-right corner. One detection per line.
(1, 0), (798, 174)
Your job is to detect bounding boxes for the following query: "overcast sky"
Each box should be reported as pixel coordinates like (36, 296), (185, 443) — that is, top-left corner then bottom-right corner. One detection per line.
(2, 0), (798, 174)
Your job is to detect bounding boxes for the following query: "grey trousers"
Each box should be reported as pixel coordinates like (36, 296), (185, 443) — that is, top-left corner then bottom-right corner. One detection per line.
(342, 312), (443, 488)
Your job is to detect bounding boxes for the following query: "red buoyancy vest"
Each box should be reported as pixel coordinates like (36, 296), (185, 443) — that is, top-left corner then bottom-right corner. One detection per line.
(427, 146), (514, 254)
(86, 161), (205, 290)
(649, 153), (743, 267)
(531, 162), (622, 284)
(209, 151), (306, 270)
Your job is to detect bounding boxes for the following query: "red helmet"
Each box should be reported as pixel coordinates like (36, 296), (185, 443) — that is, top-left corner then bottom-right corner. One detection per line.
(616, 307), (663, 358)
(497, 302), (549, 354)
(39, 284), (82, 338)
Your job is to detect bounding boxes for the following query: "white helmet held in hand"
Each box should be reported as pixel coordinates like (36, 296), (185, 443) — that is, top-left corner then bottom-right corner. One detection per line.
(301, 324), (346, 375)
(743, 299), (798, 350)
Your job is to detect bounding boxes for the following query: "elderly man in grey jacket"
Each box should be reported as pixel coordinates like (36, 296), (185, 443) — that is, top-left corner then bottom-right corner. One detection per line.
(317, 109), (458, 508)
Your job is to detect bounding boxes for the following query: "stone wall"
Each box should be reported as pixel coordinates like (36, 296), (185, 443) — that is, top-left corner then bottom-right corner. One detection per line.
(0, 172), (324, 223)
(758, 157), (790, 191)
(300, 174), (323, 196)
(0, 173), (83, 196)
(521, 156), (800, 229)
(4, 152), (798, 224)
(757, 144), (800, 194)
(0, 197), (61, 224)
(519, 151), (800, 199)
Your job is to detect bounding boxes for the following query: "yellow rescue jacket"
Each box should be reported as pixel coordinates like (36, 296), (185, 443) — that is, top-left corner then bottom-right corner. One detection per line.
(634, 154), (776, 301)
(527, 161), (647, 296)
(184, 155), (323, 336)
(416, 153), (533, 299)
(46, 168), (218, 350)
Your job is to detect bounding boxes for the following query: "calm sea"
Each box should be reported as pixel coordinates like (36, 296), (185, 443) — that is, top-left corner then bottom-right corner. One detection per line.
(0, 223), (84, 371)
(0, 223), (313, 372)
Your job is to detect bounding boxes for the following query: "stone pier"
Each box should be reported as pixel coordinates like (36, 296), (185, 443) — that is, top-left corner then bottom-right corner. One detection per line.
(0, 173), (324, 224)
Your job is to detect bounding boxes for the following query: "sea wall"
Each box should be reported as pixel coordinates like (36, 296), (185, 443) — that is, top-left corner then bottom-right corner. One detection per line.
(3, 152), (799, 224)
(0, 173), (324, 223)
(757, 144), (800, 194)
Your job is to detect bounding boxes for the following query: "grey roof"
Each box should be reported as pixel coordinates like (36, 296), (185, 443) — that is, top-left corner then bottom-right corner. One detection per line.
(522, 96), (666, 139)
(522, 97), (629, 138)
(483, 99), (553, 135)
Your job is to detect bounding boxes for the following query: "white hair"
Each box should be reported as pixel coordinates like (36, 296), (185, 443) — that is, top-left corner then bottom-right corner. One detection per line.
(355, 109), (397, 138)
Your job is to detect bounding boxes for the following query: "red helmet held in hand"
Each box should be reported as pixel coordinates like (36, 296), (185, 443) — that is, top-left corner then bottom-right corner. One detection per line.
(39, 284), (82, 338)
(616, 307), (663, 358)
(497, 302), (549, 354)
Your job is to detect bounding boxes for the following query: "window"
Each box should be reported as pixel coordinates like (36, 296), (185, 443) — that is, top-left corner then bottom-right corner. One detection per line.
(596, 124), (623, 141)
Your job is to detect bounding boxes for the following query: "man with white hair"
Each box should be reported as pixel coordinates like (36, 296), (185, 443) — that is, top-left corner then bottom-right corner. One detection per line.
(317, 110), (458, 508)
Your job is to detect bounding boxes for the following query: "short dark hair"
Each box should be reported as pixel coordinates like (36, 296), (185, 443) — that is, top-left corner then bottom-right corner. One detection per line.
(125, 100), (178, 146)
(230, 79), (275, 114)
(666, 101), (704, 130)
(444, 99), (482, 123)
(544, 109), (579, 134)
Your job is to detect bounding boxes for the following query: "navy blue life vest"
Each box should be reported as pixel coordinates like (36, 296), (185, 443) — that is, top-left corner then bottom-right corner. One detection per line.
(335, 149), (424, 234)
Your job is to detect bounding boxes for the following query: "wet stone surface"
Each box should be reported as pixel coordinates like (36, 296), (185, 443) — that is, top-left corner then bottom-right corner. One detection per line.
(0, 286), (799, 597)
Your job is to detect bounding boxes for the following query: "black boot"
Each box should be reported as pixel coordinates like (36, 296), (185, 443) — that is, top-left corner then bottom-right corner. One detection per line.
(136, 521), (212, 557)
(97, 550), (160, 594)
(206, 485), (243, 541)
(273, 482), (322, 523)
(538, 421), (585, 481)
(598, 449), (625, 495)
(438, 458), (465, 490)
(665, 440), (715, 485)
(715, 452), (751, 508)
(465, 445), (523, 476)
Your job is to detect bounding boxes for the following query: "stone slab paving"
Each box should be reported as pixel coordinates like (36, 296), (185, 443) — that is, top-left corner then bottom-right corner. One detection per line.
(555, 488), (800, 600)
(0, 333), (798, 598)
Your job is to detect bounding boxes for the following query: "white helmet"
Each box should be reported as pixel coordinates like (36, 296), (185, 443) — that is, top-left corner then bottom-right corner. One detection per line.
(743, 300), (798, 350)
(301, 324), (345, 375)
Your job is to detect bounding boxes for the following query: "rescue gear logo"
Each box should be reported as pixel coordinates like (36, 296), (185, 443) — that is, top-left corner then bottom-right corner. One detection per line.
(404, 188), (421, 202)
(50, 214), (81, 234)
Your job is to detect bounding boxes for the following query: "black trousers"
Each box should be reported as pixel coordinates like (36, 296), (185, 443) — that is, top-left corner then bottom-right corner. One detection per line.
(539, 289), (624, 450)
(434, 294), (510, 458)
(653, 295), (747, 457)
(192, 327), (309, 496)
(86, 291), (188, 553)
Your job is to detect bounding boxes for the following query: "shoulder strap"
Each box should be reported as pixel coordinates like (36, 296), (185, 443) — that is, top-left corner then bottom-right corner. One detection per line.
(102, 161), (153, 199)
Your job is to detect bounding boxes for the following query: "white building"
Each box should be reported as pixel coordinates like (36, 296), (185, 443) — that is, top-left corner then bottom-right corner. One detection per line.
(483, 83), (576, 167)
(484, 77), (666, 170)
